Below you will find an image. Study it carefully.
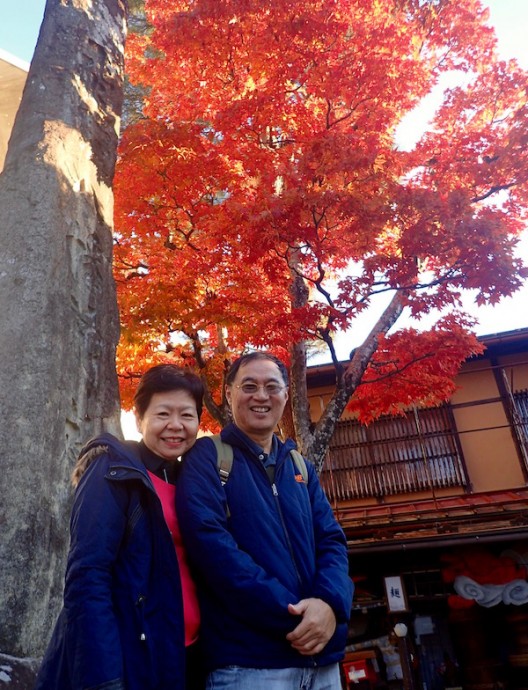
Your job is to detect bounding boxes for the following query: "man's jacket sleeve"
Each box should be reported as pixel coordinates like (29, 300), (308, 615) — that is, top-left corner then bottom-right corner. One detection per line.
(305, 459), (354, 623)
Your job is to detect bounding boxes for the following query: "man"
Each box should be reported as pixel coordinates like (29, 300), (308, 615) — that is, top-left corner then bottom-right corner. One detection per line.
(177, 352), (353, 690)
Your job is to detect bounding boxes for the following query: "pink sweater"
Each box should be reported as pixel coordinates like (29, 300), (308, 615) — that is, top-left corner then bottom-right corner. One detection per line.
(148, 471), (200, 646)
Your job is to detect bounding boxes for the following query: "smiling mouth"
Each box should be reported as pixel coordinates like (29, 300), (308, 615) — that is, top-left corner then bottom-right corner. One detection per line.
(250, 406), (270, 413)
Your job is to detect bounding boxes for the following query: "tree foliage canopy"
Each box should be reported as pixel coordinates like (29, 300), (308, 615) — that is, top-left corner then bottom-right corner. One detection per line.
(115, 0), (528, 466)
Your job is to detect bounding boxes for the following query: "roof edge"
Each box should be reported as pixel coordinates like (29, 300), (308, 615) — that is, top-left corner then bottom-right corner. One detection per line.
(307, 325), (528, 375)
(0, 49), (30, 72)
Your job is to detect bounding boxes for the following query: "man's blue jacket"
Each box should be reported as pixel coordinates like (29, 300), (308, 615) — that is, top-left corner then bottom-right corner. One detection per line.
(35, 434), (186, 690)
(177, 423), (353, 673)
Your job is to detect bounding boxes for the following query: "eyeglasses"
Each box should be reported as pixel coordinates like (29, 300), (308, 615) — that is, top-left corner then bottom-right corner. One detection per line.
(234, 383), (286, 396)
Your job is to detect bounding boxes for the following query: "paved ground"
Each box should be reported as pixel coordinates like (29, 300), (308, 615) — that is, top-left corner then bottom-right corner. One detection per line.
(0, 653), (41, 689)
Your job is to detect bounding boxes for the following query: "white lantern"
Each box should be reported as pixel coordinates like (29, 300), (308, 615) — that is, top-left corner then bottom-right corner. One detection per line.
(393, 622), (408, 638)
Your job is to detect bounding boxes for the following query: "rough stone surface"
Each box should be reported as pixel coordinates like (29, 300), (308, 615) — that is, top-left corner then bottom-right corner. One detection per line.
(0, 0), (127, 657)
(0, 653), (41, 690)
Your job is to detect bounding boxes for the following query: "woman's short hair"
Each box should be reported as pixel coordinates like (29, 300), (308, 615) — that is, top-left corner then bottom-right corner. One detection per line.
(134, 364), (204, 419)
(226, 352), (289, 387)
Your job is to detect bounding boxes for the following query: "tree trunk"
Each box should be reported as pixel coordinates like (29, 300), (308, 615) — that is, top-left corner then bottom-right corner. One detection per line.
(289, 266), (313, 455)
(0, 0), (127, 657)
(290, 339), (313, 452)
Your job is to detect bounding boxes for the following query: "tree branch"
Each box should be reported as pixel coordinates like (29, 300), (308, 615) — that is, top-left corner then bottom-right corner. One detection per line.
(306, 291), (405, 472)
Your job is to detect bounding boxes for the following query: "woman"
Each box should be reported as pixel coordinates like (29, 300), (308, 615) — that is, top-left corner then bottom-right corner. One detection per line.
(35, 364), (205, 690)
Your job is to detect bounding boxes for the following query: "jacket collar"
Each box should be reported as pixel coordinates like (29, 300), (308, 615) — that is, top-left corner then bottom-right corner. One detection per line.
(79, 432), (144, 470)
(138, 440), (180, 484)
(220, 423), (296, 461)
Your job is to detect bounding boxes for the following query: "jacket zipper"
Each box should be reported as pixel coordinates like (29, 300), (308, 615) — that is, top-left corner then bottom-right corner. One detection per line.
(271, 480), (318, 668)
(136, 594), (147, 641)
(270, 481), (304, 586)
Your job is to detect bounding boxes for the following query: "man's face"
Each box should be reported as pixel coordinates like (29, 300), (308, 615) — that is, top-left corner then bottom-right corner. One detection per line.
(226, 358), (288, 444)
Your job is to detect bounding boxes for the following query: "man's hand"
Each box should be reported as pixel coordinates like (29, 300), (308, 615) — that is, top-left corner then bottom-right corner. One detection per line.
(286, 598), (336, 655)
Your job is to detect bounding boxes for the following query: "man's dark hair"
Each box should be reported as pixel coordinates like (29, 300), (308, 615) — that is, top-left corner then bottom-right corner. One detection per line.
(226, 352), (289, 387)
(134, 364), (204, 419)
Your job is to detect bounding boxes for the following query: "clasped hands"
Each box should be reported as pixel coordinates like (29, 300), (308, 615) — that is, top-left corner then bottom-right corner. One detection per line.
(286, 598), (336, 656)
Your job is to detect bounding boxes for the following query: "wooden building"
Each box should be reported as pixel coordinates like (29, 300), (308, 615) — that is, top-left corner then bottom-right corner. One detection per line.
(306, 327), (528, 690)
(0, 50), (28, 171)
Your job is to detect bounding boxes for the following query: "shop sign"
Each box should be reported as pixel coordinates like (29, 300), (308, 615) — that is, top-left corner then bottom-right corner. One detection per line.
(384, 575), (409, 612)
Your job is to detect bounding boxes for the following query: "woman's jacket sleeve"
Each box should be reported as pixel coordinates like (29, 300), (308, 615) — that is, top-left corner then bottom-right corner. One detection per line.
(62, 454), (127, 689)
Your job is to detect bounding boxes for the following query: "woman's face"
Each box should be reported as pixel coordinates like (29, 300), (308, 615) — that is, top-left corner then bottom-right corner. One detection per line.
(135, 389), (199, 462)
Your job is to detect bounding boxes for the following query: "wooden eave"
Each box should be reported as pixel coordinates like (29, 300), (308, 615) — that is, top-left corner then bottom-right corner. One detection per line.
(336, 489), (528, 552)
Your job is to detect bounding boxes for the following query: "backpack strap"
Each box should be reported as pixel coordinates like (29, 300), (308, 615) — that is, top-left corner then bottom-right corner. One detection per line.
(211, 434), (308, 486)
(211, 434), (233, 486)
(290, 449), (308, 484)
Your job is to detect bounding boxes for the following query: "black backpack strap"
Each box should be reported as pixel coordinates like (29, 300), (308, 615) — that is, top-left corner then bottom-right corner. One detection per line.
(211, 434), (233, 485)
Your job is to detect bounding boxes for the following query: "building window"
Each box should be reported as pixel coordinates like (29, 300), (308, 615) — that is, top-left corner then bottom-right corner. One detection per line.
(512, 389), (528, 459)
(321, 405), (467, 500)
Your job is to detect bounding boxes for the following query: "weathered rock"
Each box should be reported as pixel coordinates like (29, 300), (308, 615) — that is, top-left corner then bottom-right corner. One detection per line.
(0, 0), (127, 657)
(0, 653), (41, 690)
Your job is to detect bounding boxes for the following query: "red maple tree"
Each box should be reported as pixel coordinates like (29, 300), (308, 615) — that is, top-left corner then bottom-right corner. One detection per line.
(114, 0), (528, 469)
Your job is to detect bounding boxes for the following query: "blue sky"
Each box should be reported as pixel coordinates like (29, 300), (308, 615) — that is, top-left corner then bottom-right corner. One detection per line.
(0, 0), (45, 66)
(1, 0), (527, 344)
